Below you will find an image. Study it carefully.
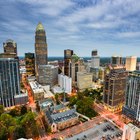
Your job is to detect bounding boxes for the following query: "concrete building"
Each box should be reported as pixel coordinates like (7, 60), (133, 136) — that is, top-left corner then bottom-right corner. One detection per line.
(35, 22), (48, 77)
(103, 65), (127, 112)
(122, 123), (140, 140)
(111, 56), (122, 65)
(46, 109), (79, 132)
(29, 81), (44, 101)
(58, 74), (72, 93)
(3, 39), (17, 56)
(64, 49), (73, 76)
(69, 54), (85, 82)
(122, 71), (140, 122)
(125, 56), (137, 71)
(25, 53), (35, 76)
(77, 72), (92, 91)
(0, 58), (21, 107)
(38, 65), (58, 87)
(91, 50), (100, 68)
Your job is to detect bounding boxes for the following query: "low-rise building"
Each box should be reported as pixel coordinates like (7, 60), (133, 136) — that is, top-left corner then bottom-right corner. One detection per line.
(77, 72), (92, 91)
(46, 109), (79, 132)
(29, 81), (44, 101)
(122, 123), (140, 140)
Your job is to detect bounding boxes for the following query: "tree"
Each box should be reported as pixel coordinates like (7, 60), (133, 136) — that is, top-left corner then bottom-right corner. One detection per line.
(20, 105), (27, 115)
(21, 112), (39, 138)
(0, 105), (4, 115)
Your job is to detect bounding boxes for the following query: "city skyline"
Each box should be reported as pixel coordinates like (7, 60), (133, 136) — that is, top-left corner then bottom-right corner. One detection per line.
(0, 0), (140, 57)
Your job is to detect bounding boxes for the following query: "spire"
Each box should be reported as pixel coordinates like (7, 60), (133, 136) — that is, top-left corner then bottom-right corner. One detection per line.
(36, 22), (45, 31)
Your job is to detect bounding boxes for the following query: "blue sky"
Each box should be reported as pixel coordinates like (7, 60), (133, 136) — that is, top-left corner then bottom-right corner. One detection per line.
(0, 0), (140, 57)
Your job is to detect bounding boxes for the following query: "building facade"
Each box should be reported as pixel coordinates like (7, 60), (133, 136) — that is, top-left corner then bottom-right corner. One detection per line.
(38, 65), (58, 87)
(3, 39), (17, 56)
(91, 50), (100, 68)
(122, 123), (140, 140)
(111, 56), (122, 65)
(69, 55), (85, 83)
(103, 65), (127, 112)
(64, 49), (73, 76)
(0, 58), (21, 107)
(35, 22), (48, 76)
(125, 56), (137, 71)
(58, 74), (72, 93)
(77, 72), (92, 91)
(25, 53), (35, 76)
(122, 71), (140, 122)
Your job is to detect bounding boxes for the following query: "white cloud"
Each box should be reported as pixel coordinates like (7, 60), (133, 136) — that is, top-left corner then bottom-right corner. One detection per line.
(117, 31), (140, 38)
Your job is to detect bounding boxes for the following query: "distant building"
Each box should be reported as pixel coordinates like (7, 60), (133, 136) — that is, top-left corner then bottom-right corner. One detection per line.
(38, 65), (58, 87)
(125, 56), (137, 71)
(64, 49), (73, 76)
(122, 71), (140, 122)
(29, 81), (44, 101)
(136, 62), (140, 70)
(0, 58), (22, 107)
(111, 56), (122, 65)
(122, 123), (140, 140)
(25, 53), (35, 76)
(103, 65), (127, 112)
(69, 54), (85, 82)
(91, 49), (100, 68)
(77, 72), (92, 91)
(35, 22), (48, 77)
(3, 39), (17, 56)
(58, 74), (72, 93)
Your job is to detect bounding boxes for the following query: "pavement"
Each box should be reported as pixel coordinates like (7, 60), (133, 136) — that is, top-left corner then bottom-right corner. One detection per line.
(65, 121), (123, 140)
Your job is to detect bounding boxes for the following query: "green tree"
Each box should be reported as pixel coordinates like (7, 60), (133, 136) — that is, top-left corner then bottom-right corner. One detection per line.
(20, 105), (27, 115)
(21, 112), (39, 138)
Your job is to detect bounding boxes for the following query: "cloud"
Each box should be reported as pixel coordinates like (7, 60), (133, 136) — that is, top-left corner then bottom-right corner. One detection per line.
(18, 0), (74, 17)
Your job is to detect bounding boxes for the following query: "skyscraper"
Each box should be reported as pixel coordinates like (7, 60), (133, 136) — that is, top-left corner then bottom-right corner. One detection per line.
(25, 53), (35, 76)
(91, 49), (100, 68)
(125, 56), (137, 71)
(3, 39), (17, 56)
(35, 22), (48, 76)
(0, 58), (20, 107)
(122, 71), (140, 122)
(103, 65), (127, 112)
(64, 49), (73, 76)
(111, 56), (122, 65)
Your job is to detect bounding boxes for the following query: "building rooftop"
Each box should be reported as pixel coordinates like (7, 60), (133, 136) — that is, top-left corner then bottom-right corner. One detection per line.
(29, 81), (44, 94)
(39, 98), (54, 109)
(50, 109), (77, 124)
(127, 123), (140, 132)
(36, 22), (45, 31)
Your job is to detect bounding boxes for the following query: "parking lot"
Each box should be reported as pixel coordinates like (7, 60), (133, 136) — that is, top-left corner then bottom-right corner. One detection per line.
(66, 120), (123, 140)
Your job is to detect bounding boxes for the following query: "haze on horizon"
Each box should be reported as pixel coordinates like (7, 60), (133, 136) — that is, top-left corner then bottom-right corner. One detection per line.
(0, 0), (140, 57)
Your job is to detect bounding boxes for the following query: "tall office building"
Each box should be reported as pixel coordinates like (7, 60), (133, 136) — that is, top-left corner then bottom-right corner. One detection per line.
(64, 49), (73, 76)
(38, 65), (58, 87)
(25, 53), (35, 76)
(111, 56), (122, 65)
(69, 54), (85, 82)
(35, 22), (48, 76)
(77, 72), (92, 91)
(0, 58), (20, 107)
(3, 39), (17, 56)
(91, 49), (100, 68)
(125, 56), (137, 71)
(122, 71), (140, 122)
(103, 65), (127, 112)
